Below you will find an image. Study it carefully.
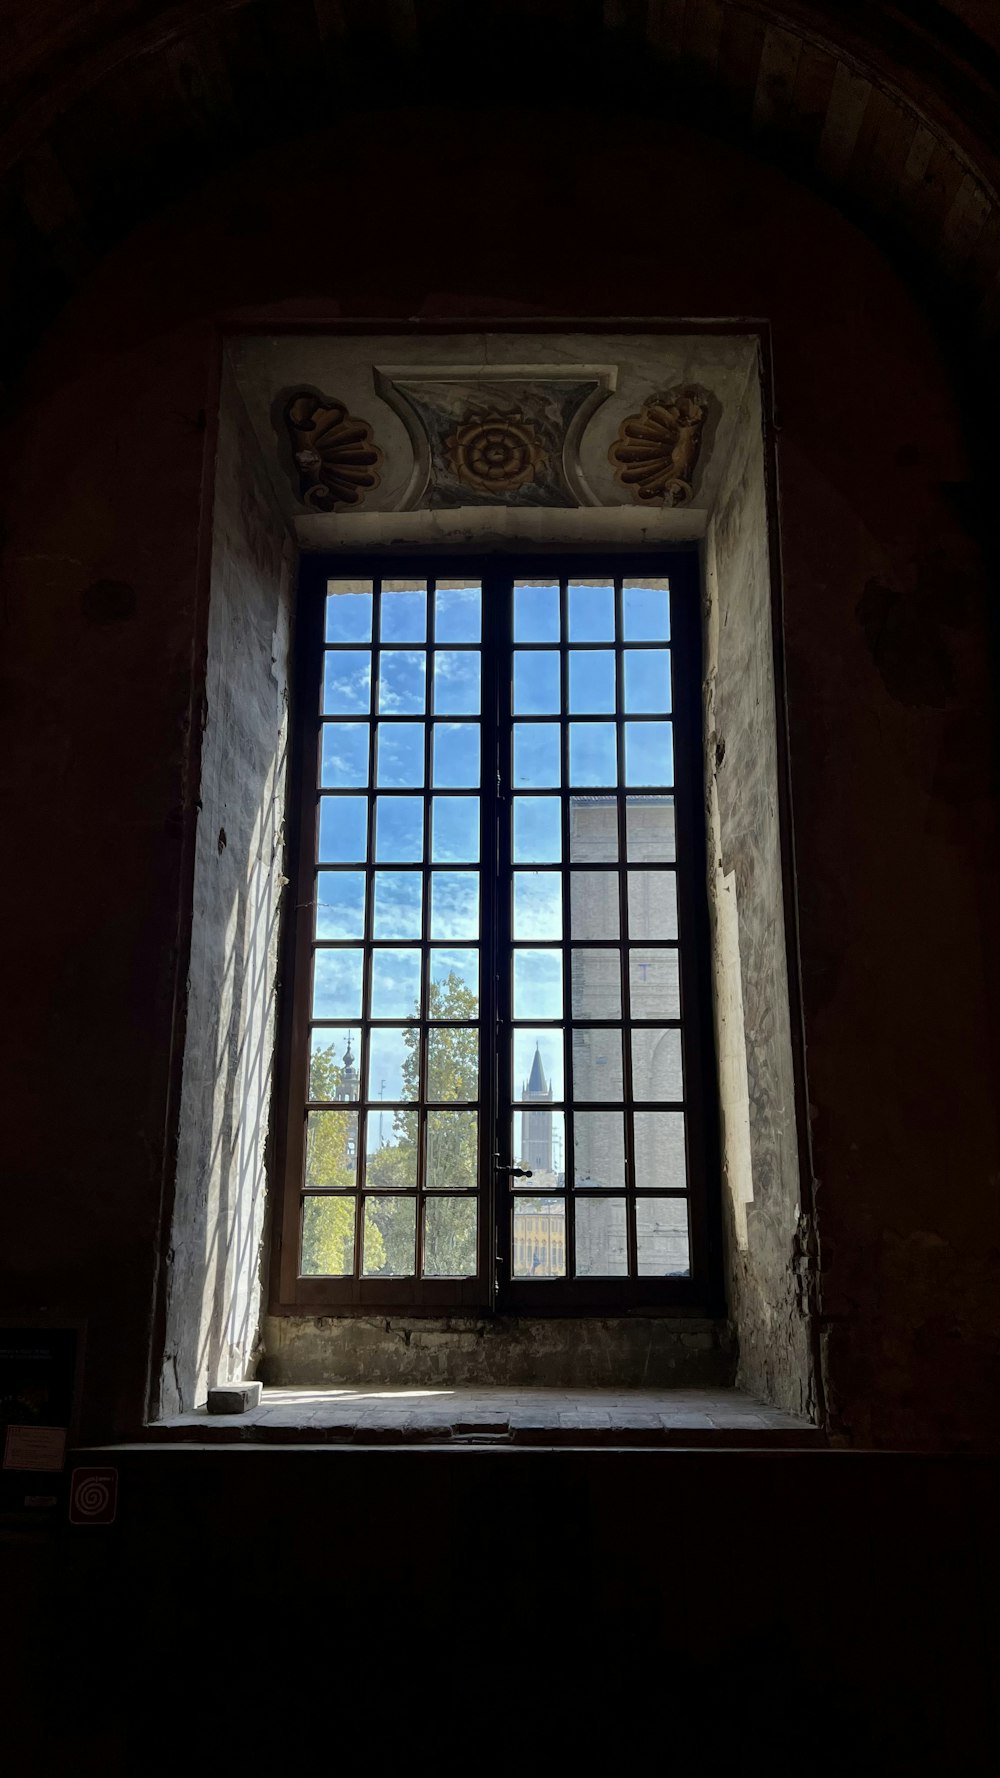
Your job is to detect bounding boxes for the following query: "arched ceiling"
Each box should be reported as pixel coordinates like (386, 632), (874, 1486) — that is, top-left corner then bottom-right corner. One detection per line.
(3, 0), (1000, 385)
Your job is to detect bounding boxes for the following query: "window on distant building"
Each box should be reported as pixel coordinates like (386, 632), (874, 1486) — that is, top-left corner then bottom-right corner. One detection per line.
(273, 558), (718, 1311)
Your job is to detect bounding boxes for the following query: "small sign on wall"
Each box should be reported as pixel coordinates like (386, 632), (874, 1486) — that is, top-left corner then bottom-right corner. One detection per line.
(68, 1466), (118, 1526)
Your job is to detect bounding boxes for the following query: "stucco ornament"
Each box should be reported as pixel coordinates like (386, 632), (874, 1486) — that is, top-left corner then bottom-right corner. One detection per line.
(608, 389), (707, 505)
(444, 408), (547, 495)
(284, 391), (383, 510)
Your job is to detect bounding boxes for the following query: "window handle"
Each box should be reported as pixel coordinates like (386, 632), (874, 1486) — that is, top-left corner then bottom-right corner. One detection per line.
(495, 1158), (533, 1179)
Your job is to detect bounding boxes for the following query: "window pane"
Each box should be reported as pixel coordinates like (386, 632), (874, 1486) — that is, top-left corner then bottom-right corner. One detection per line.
(513, 871), (563, 940)
(323, 651), (371, 715)
(627, 870), (678, 940)
(513, 796), (562, 863)
(301, 1196), (356, 1275)
(369, 949), (422, 1019)
(569, 723), (617, 786)
(431, 796), (479, 862)
(633, 1112), (687, 1191)
(426, 1110), (478, 1190)
(568, 580), (615, 641)
(380, 583), (426, 643)
(568, 650), (615, 713)
(423, 1198), (477, 1277)
(513, 949), (563, 1020)
(513, 723), (561, 788)
(375, 798), (423, 863)
(624, 721), (672, 787)
(626, 796), (675, 862)
(429, 949), (479, 1016)
(631, 1029), (683, 1101)
(315, 871), (365, 940)
(514, 651), (561, 714)
(363, 1196), (416, 1277)
(319, 796), (367, 863)
(367, 1026), (418, 1102)
(629, 950), (680, 1019)
(326, 583), (372, 643)
(309, 1032), (359, 1101)
(434, 651), (481, 714)
(569, 796), (618, 862)
(623, 649), (671, 713)
(376, 722), (425, 787)
(513, 1108), (565, 1188)
(378, 650), (426, 715)
(320, 723), (369, 788)
(636, 1198), (689, 1276)
(372, 871), (423, 939)
(573, 1111), (625, 1190)
(433, 722), (480, 787)
(435, 582), (481, 643)
(512, 1197), (566, 1277)
(623, 580), (670, 641)
(513, 1029), (565, 1102)
(430, 871), (479, 940)
(570, 870), (620, 939)
(514, 581), (559, 642)
(571, 949), (621, 1018)
(572, 1028), (624, 1103)
(427, 1026), (479, 1102)
(312, 949), (364, 1020)
(304, 1109), (359, 1187)
(574, 1198), (628, 1276)
(365, 1118), (418, 1191)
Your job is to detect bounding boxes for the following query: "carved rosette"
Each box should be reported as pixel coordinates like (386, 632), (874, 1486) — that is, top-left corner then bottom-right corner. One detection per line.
(284, 391), (383, 511)
(444, 409), (547, 495)
(608, 390), (707, 506)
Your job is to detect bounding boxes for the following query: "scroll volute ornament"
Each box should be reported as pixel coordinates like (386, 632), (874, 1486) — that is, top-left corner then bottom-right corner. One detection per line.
(608, 389), (707, 506)
(284, 391), (383, 511)
(445, 409), (547, 495)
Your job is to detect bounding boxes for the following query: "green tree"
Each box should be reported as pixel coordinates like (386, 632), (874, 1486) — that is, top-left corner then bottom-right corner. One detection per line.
(300, 1043), (385, 1276)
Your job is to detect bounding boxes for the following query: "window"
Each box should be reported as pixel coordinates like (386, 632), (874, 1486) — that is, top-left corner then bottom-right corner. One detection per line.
(274, 557), (718, 1311)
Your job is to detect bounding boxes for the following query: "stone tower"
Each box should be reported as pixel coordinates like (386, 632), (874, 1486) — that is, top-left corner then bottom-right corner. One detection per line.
(521, 1042), (553, 1173)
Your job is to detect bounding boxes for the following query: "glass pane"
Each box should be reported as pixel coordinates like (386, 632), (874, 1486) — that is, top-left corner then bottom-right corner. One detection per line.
(326, 582), (372, 643)
(623, 649), (671, 713)
(434, 651), (481, 715)
(629, 950), (680, 1019)
(573, 1111), (625, 1190)
(309, 1031), (359, 1101)
(426, 1110), (478, 1190)
(423, 1198), (477, 1278)
(513, 949), (563, 1020)
(427, 1026), (479, 1102)
(380, 582), (426, 643)
(636, 1198), (689, 1276)
(570, 949), (621, 1018)
(624, 721), (673, 787)
(370, 949), (422, 1019)
(513, 796), (562, 863)
(513, 871), (562, 940)
(569, 795), (618, 862)
(631, 1029), (683, 1101)
(571, 1028), (625, 1103)
(570, 870), (620, 939)
(623, 580), (670, 641)
(626, 796), (675, 862)
(513, 651), (560, 714)
(363, 1196), (416, 1277)
(429, 949), (479, 1017)
(435, 581), (481, 643)
(512, 1197), (566, 1277)
(320, 723), (369, 788)
(513, 723), (560, 788)
(568, 650), (615, 713)
(367, 1026), (418, 1102)
(301, 1197), (356, 1276)
(431, 796), (479, 862)
(304, 1109), (359, 1188)
(378, 650), (426, 715)
(575, 1198), (628, 1276)
(375, 797), (423, 863)
(569, 722), (617, 786)
(319, 796), (367, 863)
(633, 1112), (687, 1191)
(433, 722), (480, 788)
(376, 722), (424, 787)
(372, 871), (423, 939)
(514, 580), (559, 642)
(365, 1116), (418, 1190)
(512, 1108), (565, 1189)
(323, 651), (371, 715)
(312, 949), (364, 1020)
(627, 870), (678, 939)
(315, 871), (365, 940)
(568, 580), (615, 641)
(430, 871), (479, 940)
(513, 1028), (565, 1102)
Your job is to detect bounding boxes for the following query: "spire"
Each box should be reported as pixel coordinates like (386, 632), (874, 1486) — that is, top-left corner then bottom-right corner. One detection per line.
(525, 1042), (549, 1099)
(337, 1031), (358, 1101)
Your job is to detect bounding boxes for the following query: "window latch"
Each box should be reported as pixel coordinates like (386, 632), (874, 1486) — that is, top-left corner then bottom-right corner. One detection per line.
(495, 1157), (533, 1178)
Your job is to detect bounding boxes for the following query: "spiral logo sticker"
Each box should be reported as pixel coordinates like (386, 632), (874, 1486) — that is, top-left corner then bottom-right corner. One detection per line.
(69, 1466), (118, 1525)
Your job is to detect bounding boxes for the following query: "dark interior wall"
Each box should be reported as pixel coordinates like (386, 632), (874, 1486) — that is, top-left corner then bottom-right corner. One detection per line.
(0, 107), (996, 1445)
